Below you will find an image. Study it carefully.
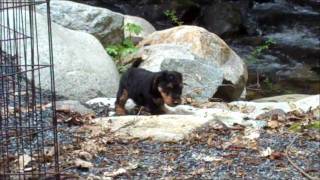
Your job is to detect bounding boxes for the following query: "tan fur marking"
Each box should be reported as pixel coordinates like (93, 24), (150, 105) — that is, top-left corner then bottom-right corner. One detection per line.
(158, 87), (174, 105)
(115, 89), (129, 115)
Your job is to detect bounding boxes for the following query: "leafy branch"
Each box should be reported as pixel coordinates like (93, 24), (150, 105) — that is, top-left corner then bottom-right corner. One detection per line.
(106, 23), (143, 73)
(164, 10), (184, 26)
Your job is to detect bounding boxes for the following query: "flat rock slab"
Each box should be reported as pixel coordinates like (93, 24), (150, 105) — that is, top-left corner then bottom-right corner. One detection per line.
(252, 94), (312, 103)
(91, 94), (319, 142)
(94, 115), (210, 142)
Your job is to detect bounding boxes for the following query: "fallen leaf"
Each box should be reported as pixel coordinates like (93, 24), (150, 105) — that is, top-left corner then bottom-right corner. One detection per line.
(270, 151), (284, 160)
(268, 120), (280, 129)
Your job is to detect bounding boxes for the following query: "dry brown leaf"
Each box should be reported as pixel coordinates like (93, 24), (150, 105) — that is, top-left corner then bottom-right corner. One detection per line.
(268, 120), (280, 129)
(270, 151), (284, 160)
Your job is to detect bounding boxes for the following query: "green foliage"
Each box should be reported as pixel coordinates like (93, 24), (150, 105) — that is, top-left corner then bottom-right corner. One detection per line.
(164, 9), (184, 26)
(289, 121), (320, 133)
(106, 23), (143, 73)
(106, 40), (138, 59)
(306, 121), (320, 130)
(289, 123), (302, 132)
(106, 38), (138, 71)
(247, 38), (276, 64)
(123, 23), (143, 37)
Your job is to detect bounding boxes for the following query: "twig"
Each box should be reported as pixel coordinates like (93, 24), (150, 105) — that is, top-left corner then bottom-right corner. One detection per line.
(137, 107), (143, 115)
(256, 71), (261, 89)
(285, 135), (319, 180)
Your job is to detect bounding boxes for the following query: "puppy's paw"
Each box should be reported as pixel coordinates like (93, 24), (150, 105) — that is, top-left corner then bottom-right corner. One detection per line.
(115, 106), (127, 116)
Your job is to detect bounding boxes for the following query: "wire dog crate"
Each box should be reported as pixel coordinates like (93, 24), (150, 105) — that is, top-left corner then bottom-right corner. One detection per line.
(0, 0), (59, 179)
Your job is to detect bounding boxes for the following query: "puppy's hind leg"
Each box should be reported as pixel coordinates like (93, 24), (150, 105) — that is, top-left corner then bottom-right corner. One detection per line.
(115, 88), (129, 115)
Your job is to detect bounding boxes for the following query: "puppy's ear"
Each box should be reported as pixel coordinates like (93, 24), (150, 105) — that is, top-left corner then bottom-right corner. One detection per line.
(151, 72), (165, 94)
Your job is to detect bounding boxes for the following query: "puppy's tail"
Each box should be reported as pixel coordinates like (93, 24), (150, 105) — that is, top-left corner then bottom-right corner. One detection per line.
(131, 58), (143, 68)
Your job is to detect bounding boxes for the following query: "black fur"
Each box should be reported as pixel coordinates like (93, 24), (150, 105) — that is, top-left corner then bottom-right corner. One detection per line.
(115, 60), (183, 115)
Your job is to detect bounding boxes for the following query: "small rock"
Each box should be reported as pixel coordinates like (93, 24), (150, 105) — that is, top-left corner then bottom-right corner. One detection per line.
(78, 151), (93, 161)
(74, 158), (93, 169)
(56, 100), (94, 115)
(260, 147), (273, 157)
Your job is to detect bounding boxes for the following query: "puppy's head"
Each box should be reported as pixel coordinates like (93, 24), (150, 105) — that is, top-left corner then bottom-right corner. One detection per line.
(153, 71), (183, 107)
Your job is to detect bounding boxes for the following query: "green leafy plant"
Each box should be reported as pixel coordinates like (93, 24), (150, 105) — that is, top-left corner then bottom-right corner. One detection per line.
(246, 38), (276, 91)
(289, 121), (320, 132)
(289, 123), (303, 132)
(164, 9), (184, 26)
(306, 121), (320, 130)
(123, 23), (143, 38)
(247, 38), (276, 64)
(106, 23), (143, 73)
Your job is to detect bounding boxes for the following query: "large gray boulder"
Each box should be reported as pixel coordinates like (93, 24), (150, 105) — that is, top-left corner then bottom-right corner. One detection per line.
(3, 11), (119, 101)
(201, 1), (243, 37)
(130, 44), (224, 102)
(138, 26), (248, 101)
(161, 58), (223, 102)
(37, 0), (124, 45)
(46, 18), (119, 101)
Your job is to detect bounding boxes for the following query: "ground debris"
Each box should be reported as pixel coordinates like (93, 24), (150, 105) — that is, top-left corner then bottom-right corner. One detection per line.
(74, 158), (94, 169)
(56, 98), (320, 179)
(103, 163), (139, 177)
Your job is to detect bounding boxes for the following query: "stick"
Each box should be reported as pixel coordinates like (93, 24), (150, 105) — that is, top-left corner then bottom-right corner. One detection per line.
(285, 135), (319, 180)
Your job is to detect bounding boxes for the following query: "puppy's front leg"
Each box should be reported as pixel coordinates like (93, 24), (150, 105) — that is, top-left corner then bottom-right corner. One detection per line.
(115, 89), (129, 115)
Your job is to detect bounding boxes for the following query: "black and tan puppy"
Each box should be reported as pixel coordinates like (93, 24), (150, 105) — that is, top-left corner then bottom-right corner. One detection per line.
(115, 60), (183, 115)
